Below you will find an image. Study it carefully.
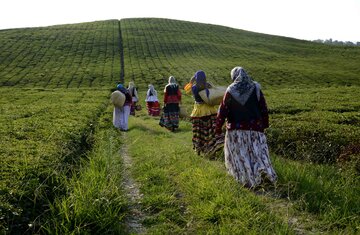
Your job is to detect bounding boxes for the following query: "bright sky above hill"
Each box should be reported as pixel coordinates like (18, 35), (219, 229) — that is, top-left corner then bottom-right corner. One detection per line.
(1, 0), (359, 42)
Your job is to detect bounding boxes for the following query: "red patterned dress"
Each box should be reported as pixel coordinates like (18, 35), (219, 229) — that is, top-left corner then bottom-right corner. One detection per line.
(145, 84), (161, 116)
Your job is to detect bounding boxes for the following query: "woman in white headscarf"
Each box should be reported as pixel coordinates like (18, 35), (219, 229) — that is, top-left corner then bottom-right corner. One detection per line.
(215, 66), (277, 188)
(128, 81), (139, 116)
(145, 84), (160, 116)
(159, 76), (182, 131)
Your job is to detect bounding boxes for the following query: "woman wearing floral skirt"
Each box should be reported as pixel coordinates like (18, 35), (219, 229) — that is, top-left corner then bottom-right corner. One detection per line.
(159, 76), (182, 131)
(215, 66), (277, 188)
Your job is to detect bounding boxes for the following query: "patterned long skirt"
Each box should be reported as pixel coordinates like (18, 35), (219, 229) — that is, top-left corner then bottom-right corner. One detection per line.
(191, 114), (221, 155)
(159, 103), (179, 131)
(146, 101), (160, 116)
(224, 130), (277, 188)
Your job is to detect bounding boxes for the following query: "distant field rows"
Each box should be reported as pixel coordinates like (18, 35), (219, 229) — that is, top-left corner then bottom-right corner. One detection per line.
(0, 21), (121, 88)
(1, 19), (359, 89)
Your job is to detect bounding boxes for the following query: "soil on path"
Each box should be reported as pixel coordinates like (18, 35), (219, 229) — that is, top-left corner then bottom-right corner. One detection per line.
(120, 132), (146, 234)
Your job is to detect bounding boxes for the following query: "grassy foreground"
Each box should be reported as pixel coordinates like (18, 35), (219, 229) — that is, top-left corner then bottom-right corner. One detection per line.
(1, 92), (358, 234)
(123, 113), (291, 234)
(117, 105), (359, 234)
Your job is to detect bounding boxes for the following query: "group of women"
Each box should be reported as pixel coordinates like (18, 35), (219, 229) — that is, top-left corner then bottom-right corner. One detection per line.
(113, 66), (277, 189)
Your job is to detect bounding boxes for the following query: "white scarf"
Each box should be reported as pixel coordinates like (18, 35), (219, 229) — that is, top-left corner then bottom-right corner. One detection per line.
(227, 67), (260, 105)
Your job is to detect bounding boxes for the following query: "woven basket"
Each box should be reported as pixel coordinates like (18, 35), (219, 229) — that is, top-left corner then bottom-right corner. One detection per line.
(135, 104), (142, 111)
(110, 90), (125, 108)
(199, 86), (226, 106)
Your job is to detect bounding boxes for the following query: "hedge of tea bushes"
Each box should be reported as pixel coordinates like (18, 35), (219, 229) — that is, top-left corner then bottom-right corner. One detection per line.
(266, 86), (360, 169)
(0, 88), (109, 232)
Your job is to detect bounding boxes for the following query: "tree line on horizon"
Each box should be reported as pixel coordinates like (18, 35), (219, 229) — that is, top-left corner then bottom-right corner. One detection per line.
(313, 38), (360, 46)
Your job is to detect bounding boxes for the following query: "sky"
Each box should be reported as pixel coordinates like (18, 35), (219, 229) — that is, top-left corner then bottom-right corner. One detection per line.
(1, 0), (359, 42)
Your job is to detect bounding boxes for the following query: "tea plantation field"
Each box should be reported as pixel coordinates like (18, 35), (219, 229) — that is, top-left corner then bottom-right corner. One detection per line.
(0, 18), (359, 233)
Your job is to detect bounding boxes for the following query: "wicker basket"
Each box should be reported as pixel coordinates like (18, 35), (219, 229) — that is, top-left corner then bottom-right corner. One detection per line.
(110, 90), (125, 108)
(135, 104), (142, 111)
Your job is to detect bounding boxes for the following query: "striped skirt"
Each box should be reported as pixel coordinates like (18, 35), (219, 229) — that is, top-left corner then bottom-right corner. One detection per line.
(191, 114), (221, 155)
(159, 103), (179, 131)
(224, 130), (277, 188)
(146, 101), (160, 116)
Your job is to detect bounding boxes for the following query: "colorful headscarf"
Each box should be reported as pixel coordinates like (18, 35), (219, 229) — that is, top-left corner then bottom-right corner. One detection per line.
(117, 83), (124, 89)
(194, 70), (207, 90)
(192, 70), (210, 98)
(227, 67), (259, 105)
(116, 83), (128, 94)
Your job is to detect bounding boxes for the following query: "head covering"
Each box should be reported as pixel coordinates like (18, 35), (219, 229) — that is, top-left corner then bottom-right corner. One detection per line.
(192, 70), (210, 99)
(147, 84), (157, 96)
(227, 67), (258, 105)
(194, 70), (207, 90)
(128, 81), (135, 89)
(116, 83), (128, 94)
(165, 76), (178, 92)
(168, 76), (176, 84)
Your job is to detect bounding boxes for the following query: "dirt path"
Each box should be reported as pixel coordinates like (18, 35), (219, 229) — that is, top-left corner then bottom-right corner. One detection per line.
(120, 132), (146, 234)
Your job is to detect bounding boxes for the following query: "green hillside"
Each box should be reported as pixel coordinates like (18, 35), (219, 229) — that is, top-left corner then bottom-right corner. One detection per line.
(0, 18), (359, 234)
(0, 20), (121, 88)
(121, 18), (360, 89)
(1, 18), (359, 89)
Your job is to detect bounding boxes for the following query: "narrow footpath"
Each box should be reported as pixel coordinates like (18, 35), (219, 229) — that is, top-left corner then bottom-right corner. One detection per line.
(120, 132), (146, 234)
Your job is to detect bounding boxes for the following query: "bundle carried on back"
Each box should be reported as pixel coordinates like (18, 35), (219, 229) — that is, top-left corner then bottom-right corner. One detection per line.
(110, 90), (125, 108)
(199, 85), (226, 106)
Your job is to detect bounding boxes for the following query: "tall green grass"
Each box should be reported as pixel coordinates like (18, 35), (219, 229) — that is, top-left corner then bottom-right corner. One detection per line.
(44, 106), (129, 234)
(0, 88), (109, 233)
(273, 156), (360, 232)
